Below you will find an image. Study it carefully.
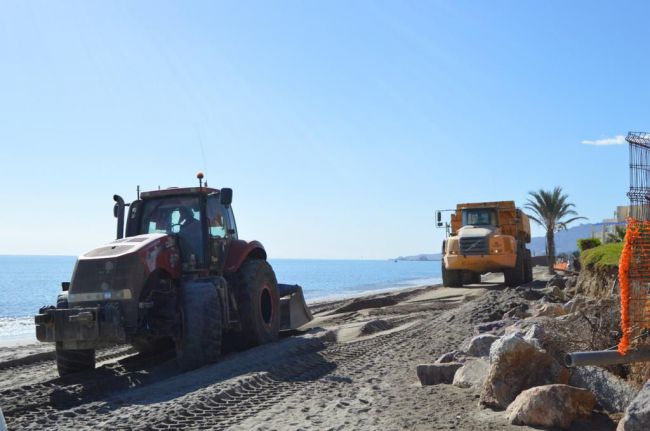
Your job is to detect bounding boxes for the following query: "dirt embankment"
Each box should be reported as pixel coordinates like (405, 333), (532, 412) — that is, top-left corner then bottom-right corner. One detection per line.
(573, 266), (618, 299)
(0, 269), (584, 431)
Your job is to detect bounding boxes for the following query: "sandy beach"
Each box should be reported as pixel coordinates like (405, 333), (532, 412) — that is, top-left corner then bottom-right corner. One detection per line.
(0, 268), (610, 430)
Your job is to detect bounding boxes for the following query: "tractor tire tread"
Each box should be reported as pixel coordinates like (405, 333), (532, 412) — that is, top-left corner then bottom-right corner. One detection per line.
(176, 282), (222, 371)
(234, 259), (280, 349)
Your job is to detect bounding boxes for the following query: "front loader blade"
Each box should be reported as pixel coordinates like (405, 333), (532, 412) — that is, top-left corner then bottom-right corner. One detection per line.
(278, 284), (313, 331)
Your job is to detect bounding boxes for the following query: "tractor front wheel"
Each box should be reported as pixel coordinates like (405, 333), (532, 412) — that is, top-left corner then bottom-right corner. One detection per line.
(175, 282), (222, 371)
(234, 259), (280, 349)
(55, 293), (96, 377)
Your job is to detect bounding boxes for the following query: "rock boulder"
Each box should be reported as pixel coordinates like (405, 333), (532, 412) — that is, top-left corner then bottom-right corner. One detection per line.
(617, 379), (650, 431)
(506, 384), (596, 429)
(548, 275), (568, 290)
(570, 366), (638, 413)
(466, 334), (500, 357)
(474, 320), (508, 335)
(435, 350), (462, 364)
(480, 334), (569, 409)
(416, 362), (462, 386)
(535, 302), (567, 318)
(453, 358), (490, 389)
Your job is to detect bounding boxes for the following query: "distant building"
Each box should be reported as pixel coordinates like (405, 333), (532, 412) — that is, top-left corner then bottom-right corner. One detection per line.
(594, 205), (629, 242)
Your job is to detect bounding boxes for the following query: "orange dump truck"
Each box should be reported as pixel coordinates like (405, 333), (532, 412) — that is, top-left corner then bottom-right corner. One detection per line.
(436, 201), (533, 287)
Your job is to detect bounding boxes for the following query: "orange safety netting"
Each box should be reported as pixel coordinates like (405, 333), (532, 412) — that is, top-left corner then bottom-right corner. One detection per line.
(618, 218), (650, 354)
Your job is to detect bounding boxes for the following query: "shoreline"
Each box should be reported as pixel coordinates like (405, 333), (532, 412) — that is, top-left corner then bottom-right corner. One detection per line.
(0, 276), (443, 348)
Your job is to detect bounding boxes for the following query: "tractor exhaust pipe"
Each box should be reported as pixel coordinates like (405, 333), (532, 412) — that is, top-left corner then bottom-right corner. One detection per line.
(565, 349), (650, 368)
(113, 195), (125, 239)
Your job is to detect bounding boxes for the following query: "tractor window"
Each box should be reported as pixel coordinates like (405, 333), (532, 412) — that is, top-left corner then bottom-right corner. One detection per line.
(462, 209), (497, 226)
(206, 197), (226, 238)
(139, 196), (203, 266)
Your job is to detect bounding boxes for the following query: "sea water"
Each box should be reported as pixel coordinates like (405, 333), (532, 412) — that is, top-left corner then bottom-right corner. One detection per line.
(0, 256), (441, 345)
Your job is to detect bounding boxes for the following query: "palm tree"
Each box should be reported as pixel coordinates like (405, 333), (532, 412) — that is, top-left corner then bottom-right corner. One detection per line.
(525, 187), (586, 273)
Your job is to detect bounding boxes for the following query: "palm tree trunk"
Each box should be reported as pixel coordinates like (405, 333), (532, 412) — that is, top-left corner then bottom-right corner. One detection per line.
(546, 229), (556, 274)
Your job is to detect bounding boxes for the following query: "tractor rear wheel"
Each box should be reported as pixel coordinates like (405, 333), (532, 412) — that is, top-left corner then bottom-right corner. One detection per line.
(234, 259), (280, 349)
(175, 282), (222, 371)
(504, 249), (525, 287)
(442, 262), (463, 287)
(55, 294), (96, 377)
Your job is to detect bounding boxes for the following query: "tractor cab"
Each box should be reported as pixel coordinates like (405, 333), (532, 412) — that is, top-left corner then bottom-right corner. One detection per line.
(115, 184), (236, 274)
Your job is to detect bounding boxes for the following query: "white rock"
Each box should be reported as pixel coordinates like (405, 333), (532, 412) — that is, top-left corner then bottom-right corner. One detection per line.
(506, 384), (596, 429)
(467, 334), (500, 357)
(453, 358), (489, 389)
(481, 334), (569, 409)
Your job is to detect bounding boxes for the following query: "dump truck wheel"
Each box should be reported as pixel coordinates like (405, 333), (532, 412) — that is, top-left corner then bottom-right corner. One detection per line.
(55, 294), (96, 376)
(175, 282), (222, 371)
(471, 272), (481, 284)
(504, 250), (525, 287)
(523, 250), (533, 283)
(235, 259), (280, 349)
(442, 262), (463, 287)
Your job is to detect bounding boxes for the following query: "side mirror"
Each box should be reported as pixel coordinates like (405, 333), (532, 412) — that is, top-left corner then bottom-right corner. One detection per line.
(220, 188), (233, 206)
(436, 211), (444, 228)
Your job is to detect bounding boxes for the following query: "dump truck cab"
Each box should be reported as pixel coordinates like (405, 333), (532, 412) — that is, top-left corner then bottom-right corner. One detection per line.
(36, 175), (312, 376)
(437, 201), (533, 287)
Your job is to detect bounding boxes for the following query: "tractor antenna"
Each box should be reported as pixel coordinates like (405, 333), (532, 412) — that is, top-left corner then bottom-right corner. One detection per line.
(136, 185), (140, 200)
(197, 171), (204, 189)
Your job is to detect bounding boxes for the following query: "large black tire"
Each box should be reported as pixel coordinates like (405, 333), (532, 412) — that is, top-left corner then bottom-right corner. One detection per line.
(55, 293), (96, 377)
(470, 272), (481, 284)
(504, 249), (526, 287)
(234, 259), (280, 349)
(175, 282), (223, 371)
(442, 262), (463, 287)
(524, 249), (533, 283)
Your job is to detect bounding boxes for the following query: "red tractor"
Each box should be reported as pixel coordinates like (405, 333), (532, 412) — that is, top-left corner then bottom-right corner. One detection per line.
(35, 175), (312, 375)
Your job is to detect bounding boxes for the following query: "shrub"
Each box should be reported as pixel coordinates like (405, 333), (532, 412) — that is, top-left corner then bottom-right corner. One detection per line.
(577, 237), (602, 252)
(580, 242), (624, 270)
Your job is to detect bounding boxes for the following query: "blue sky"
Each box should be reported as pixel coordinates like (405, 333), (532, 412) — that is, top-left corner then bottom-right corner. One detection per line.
(0, 1), (647, 259)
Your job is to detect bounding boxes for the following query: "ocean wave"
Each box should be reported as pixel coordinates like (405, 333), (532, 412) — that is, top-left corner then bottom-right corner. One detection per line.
(0, 317), (37, 344)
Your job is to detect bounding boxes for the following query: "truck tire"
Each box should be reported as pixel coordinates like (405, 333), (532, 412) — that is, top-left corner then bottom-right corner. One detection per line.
(442, 262), (463, 287)
(55, 294), (96, 377)
(175, 282), (222, 371)
(471, 272), (481, 284)
(504, 249), (525, 287)
(524, 249), (533, 283)
(234, 259), (280, 349)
